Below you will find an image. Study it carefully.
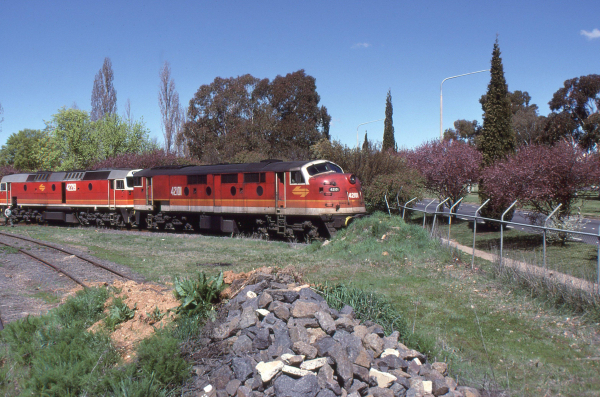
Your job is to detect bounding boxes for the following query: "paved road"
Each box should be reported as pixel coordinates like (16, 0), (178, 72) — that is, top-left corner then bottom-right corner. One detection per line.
(405, 199), (600, 246)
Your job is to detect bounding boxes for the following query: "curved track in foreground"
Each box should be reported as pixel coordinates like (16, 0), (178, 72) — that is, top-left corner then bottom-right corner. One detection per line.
(0, 239), (88, 288)
(0, 231), (133, 281)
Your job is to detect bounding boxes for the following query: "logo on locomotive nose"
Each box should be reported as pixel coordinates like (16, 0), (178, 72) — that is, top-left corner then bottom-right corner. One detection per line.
(292, 186), (309, 198)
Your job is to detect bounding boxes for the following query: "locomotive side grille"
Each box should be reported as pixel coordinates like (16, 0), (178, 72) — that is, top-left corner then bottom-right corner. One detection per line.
(221, 174), (238, 184)
(187, 175), (208, 185)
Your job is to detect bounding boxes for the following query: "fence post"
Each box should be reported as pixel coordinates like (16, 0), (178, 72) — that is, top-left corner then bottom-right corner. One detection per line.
(423, 199), (437, 228)
(500, 200), (518, 266)
(447, 197), (464, 245)
(472, 199), (490, 269)
(402, 197), (418, 220)
(431, 198), (450, 237)
(384, 194), (391, 216)
(543, 204), (562, 270)
(597, 225), (600, 289)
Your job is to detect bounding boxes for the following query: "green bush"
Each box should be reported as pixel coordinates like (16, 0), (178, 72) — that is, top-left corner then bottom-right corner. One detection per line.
(310, 138), (424, 213)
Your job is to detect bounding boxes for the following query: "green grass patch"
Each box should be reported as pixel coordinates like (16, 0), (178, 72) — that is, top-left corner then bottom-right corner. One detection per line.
(0, 246), (19, 254)
(31, 290), (61, 304)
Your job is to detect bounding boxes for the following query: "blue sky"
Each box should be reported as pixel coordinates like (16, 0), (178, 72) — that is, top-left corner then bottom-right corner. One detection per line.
(1, 1), (599, 151)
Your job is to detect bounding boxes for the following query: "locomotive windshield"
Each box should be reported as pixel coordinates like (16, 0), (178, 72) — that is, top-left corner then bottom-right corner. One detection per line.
(306, 162), (343, 176)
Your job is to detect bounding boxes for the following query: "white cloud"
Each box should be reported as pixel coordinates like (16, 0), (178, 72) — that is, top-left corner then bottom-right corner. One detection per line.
(580, 28), (600, 40)
(352, 42), (371, 49)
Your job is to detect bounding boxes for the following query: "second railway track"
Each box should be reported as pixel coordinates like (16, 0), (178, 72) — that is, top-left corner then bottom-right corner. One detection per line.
(0, 231), (134, 289)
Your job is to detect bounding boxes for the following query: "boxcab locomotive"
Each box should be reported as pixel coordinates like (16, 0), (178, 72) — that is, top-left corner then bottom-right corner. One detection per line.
(131, 159), (366, 238)
(0, 169), (139, 226)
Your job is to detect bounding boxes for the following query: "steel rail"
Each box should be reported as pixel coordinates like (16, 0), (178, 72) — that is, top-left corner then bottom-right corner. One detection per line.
(0, 240), (88, 288)
(0, 231), (131, 280)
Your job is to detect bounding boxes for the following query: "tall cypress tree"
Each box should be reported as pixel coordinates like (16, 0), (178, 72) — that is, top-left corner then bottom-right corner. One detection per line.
(382, 90), (395, 151)
(362, 132), (368, 151)
(477, 39), (515, 166)
(478, 38), (516, 221)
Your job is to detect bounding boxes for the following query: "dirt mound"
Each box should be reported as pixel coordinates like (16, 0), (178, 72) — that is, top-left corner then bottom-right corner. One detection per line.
(87, 280), (180, 361)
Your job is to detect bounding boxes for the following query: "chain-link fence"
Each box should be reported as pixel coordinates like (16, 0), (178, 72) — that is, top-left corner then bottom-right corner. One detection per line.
(385, 193), (600, 295)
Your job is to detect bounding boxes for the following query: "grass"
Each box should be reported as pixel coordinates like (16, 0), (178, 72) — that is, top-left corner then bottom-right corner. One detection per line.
(2, 217), (600, 396)
(0, 278), (214, 396)
(31, 290), (61, 304)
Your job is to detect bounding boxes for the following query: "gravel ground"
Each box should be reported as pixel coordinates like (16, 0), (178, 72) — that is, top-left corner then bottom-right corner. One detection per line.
(0, 233), (144, 326)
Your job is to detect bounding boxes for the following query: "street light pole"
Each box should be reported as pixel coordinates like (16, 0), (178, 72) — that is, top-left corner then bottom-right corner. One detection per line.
(440, 69), (489, 140)
(356, 118), (385, 148)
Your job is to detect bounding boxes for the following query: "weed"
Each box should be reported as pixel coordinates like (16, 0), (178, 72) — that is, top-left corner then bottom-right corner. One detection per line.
(105, 297), (136, 330)
(173, 271), (225, 317)
(146, 307), (166, 324)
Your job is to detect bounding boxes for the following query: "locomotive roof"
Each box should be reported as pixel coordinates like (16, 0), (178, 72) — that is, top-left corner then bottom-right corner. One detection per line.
(133, 161), (311, 177)
(1, 173), (31, 183)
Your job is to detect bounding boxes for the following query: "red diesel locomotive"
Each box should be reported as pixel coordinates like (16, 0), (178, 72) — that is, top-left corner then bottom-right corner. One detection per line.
(0, 169), (139, 226)
(0, 159), (366, 238)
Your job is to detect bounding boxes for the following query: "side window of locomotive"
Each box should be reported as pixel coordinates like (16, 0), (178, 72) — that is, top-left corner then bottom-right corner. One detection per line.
(116, 180), (125, 190)
(290, 171), (305, 184)
(110, 180), (114, 189)
(221, 174), (238, 184)
(0, 183), (5, 191)
(126, 177), (134, 188)
(133, 177), (143, 187)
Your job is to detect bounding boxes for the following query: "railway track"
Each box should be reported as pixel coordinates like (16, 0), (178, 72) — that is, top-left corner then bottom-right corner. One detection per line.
(0, 231), (133, 290)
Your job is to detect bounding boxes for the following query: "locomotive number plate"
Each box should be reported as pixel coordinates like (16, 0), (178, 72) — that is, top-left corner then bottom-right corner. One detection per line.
(171, 186), (182, 196)
(66, 183), (77, 192)
(348, 192), (359, 199)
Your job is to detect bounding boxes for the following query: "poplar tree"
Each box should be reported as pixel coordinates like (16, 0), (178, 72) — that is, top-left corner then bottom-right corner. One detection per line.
(91, 58), (117, 122)
(477, 38), (516, 221)
(382, 90), (395, 151)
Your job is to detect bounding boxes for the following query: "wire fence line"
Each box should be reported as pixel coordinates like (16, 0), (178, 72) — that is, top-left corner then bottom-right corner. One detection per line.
(384, 192), (600, 294)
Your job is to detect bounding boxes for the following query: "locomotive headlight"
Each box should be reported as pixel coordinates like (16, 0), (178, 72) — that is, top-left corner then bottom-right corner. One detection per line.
(329, 187), (340, 192)
(349, 174), (356, 184)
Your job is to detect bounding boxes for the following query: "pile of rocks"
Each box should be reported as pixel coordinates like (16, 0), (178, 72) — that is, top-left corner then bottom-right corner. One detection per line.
(190, 272), (480, 397)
